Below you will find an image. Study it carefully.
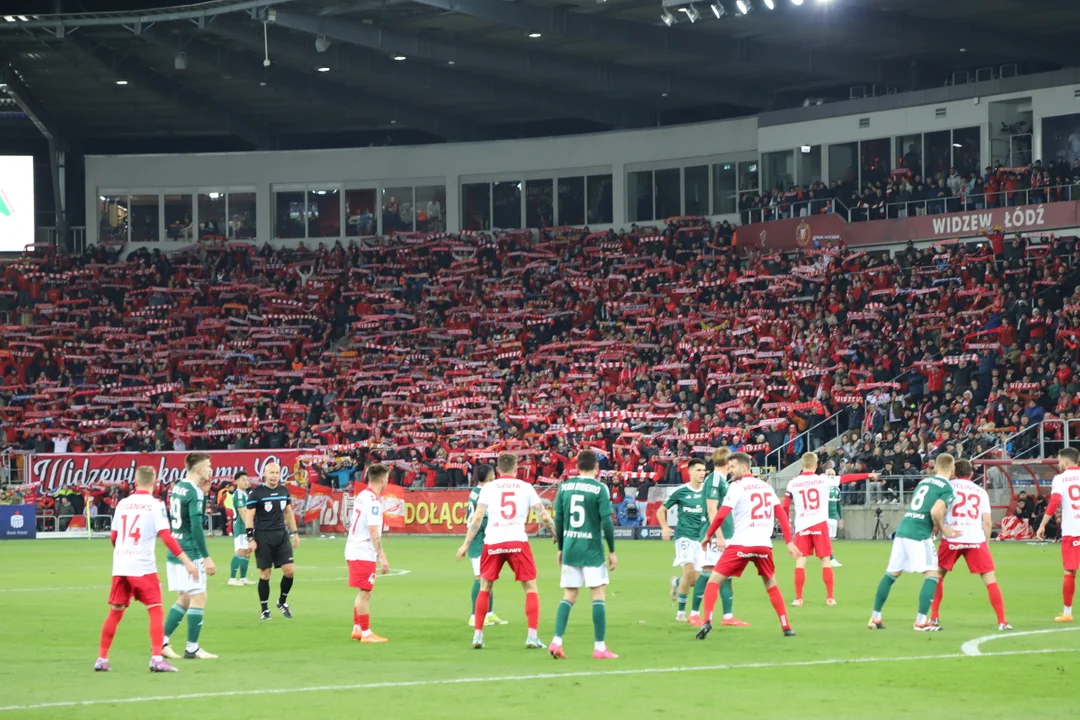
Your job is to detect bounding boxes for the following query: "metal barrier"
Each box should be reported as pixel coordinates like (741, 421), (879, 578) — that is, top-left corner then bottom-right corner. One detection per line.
(740, 182), (1080, 225)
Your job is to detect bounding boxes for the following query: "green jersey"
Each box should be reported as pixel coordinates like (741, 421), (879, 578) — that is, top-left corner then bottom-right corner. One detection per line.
(166, 480), (209, 564)
(663, 484), (707, 541)
(232, 488), (249, 537)
(896, 475), (955, 541)
(704, 470), (734, 540)
(466, 485), (487, 559)
(554, 476), (615, 567)
(828, 484), (843, 521)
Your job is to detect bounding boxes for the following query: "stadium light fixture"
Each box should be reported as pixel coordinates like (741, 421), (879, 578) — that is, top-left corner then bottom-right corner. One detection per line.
(791, 0), (803, 5)
(736, 0), (750, 14)
(393, 55), (407, 61)
(315, 35), (331, 53)
(680, 4), (701, 22)
(764, 0), (775, 9)
(711, 1), (725, 17)
(528, 32), (542, 38)
(115, 80), (128, 85)
(661, 9), (675, 26)
(317, 67), (330, 72)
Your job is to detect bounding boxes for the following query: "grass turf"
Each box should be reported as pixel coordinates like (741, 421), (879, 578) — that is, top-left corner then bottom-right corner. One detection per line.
(0, 536), (1076, 719)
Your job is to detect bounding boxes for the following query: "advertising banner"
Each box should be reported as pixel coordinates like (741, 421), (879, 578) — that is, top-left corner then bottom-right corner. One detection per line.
(0, 505), (36, 540)
(26, 450), (309, 493)
(741, 200), (1080, 251)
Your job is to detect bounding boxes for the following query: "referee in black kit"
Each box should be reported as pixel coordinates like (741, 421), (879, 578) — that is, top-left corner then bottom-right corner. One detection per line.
(240, 462), (300, 620)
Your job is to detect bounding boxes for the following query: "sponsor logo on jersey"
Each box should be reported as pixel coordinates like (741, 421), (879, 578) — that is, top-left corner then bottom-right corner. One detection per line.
(737, 551), (769, 559)
(487, 547), (522, 555)
(264, 502), (273, 512)
(280, 500), (287, 509)
(947, 543), (982, 550)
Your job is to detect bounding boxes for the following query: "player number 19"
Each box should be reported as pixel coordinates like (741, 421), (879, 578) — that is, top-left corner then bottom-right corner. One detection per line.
(798, 488), (820, 511)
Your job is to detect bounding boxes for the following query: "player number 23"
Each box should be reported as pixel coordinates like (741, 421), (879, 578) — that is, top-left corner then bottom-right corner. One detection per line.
(951, 492), (981, 519)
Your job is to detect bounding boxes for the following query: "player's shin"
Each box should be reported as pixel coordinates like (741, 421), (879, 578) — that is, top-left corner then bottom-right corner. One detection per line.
(872, 573), (897, 616)
(592, 600), (607, 651)
(930, 576), (945, 620)
(794, 567), (806, 600)
(279, 575), (293, 605)
(986, 582), (1006, 624)
(470, 579), (480, 614)
(164, 602), (187, 638)
(147, 605), (165, 658)
(230, 556), (241, 579)
(701, 579), (720, 621)
(258, 578), (270, 612)
(525, 592), (540, 637)
(766, 584), (791, 630)
(720, 578), (734, 617)
(98, 607), (124, 660)
(186, 607), (204, 652)
(553, 599), (573, 644)
(822, 566), (835, 601)
(1064, 573), (1076, 613)
(691, 572), (710, 614)
(474, 590), (491, 631)
(916, 577), (940, 622)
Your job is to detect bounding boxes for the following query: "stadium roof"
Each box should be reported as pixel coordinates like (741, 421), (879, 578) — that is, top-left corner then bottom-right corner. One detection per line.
(3, 0), (1080, 151)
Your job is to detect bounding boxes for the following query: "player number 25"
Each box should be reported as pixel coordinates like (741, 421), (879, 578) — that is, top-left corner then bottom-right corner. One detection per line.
(750, 493), (773, 520)
(569, 494), (586, 528)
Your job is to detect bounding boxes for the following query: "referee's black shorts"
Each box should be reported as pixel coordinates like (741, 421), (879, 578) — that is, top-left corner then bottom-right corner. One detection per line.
(254, 529), (294, 569)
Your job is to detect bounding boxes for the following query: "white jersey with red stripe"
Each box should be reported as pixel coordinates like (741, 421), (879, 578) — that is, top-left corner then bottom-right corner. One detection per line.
(1051, 467), (1080, 537)
(477, 477), (541, 545)
(784, 471), (838, 533)
(345, 488), (383, 562)
(944, 478), (991, 543)
(723, 476), (781, 547)
(111, 492), (171, 577)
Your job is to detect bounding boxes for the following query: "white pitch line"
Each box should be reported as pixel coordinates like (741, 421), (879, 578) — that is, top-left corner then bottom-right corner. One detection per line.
(960, 626), (1080, 656)
(0, 569), (410, 593)
(0, 647), (1075, 713)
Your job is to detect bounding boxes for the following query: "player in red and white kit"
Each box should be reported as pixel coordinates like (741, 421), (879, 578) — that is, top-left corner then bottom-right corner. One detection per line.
(456, 453), (556, 649)
(95, 467), (199, 673)
(1036, 447), (1080, 622)
(782, 453), (874, 606)
(783, 453), (840, 606)
(346, 464), (392, 643)
(930, 459), (1010, 630)
(696, 452), (801, 640)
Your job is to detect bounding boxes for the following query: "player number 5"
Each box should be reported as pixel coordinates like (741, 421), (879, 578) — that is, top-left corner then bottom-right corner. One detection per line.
(500, 491), (517, 520)
(569, 494), (586, 529)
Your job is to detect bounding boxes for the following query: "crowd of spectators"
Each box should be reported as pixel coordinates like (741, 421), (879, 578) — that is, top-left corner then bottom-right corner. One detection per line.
(2, 218), (1080, 511)
(739, 159), (1080, 225)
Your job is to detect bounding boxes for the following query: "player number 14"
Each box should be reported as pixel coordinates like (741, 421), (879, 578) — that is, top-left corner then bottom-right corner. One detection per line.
(119, 514), (143, 544)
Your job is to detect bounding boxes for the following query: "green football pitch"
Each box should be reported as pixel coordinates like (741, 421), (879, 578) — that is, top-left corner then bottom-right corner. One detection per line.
(0, 536), (1076, 719)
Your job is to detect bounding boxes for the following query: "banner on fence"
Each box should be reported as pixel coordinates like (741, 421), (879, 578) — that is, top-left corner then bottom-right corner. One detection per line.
(0, 505), (36, 540)
(26, 450), (310, 493)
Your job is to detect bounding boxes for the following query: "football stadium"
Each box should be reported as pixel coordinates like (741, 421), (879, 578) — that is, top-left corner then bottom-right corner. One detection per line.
(2, 0), (1080, 717)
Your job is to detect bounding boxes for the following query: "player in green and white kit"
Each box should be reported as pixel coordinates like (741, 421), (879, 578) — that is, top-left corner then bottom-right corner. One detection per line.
(549, 450), (618, 660)
(869, 453), (959, 632)
(690, 449), (745, 626)
(466, 465), (506, 627)
(162, 453), (218, 660)
(657, 459), (708, 621)
(825, 469), (843, 568)
(228, 471), (256, 586)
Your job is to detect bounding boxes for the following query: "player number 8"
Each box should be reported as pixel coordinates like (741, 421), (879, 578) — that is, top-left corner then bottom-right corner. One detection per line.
(910, 484), (931, 511)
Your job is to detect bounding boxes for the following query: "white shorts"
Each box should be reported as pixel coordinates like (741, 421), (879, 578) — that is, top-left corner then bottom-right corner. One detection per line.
(673, 537), (701, 569)
(700, 538), (720, 569)
(234, 535), (249, 553)
(560, 565), (610, 589)
(166, 559), (207, 595)
(886, 537), (938, 575)
(827, 519), (838, 539)
(470, 556), (481, 577)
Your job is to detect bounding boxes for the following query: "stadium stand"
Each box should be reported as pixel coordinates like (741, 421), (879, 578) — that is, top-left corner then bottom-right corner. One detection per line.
(3, 219), (1080, 514)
